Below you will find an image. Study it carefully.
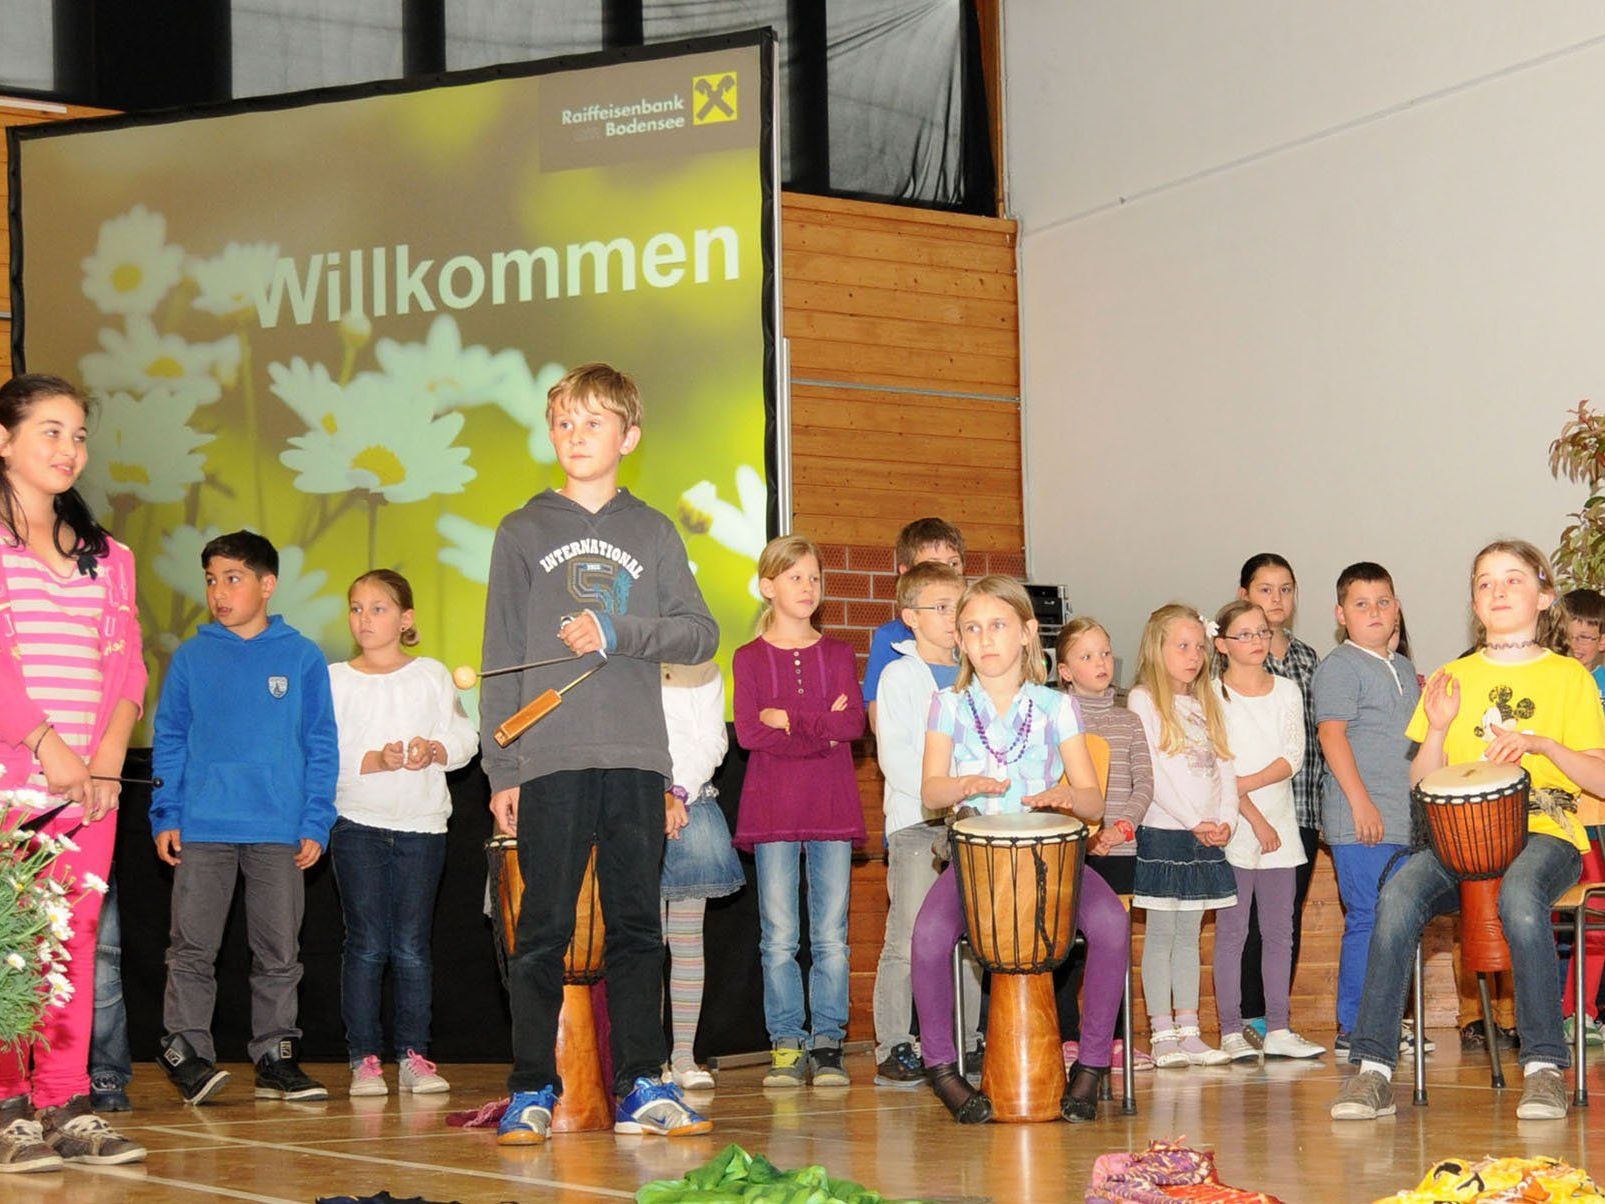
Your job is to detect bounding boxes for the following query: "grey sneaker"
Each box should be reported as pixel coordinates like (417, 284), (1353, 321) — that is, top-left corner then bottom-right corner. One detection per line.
(1329, 1069), (1396, 1120)
(1515, 1068), (1569, 1120)
(0, 1096), (62, 1174)
(762, 1039), (806, 1088)
(808, 1041), (850, 1087)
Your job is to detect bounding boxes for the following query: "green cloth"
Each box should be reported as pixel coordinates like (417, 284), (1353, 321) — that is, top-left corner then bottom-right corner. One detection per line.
(636, 1144), (927, 1204)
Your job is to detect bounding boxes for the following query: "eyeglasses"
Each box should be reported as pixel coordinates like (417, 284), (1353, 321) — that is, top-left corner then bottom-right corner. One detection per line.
(908, 603), (958, 617)
(1222, 629), (1274, 644)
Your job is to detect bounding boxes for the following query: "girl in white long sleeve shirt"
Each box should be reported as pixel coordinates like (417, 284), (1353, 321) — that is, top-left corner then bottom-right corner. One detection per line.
(659, 661), (743, 1092)
(1128, 605), (1239, 1069)
(329, 571), (477, 1097)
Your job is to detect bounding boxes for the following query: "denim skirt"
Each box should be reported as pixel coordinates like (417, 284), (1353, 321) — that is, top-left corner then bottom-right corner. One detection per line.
(1132, 826), (1236, 911)
(662, 787), (746, 901)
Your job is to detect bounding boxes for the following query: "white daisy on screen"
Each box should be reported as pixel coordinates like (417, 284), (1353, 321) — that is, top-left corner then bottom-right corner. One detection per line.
(187, 241), (281, 318)
(80, 204), (185, 317)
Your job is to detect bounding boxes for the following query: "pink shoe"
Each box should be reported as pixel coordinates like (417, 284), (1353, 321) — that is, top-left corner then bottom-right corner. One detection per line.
(1111, 1039), (1154, 1072)
(399, 1049), (450, 1094)
(1061, 1040), (1080, 1068)
(349, 1054), (387, 1097)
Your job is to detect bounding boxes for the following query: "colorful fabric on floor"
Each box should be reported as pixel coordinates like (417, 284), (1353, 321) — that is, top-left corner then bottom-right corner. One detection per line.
(443, 1098), (507, 1128)
(637, 1143), (923, 1203)
(1374, 1155), (1604, 1202)
(1086, 1139), (1283, 1204)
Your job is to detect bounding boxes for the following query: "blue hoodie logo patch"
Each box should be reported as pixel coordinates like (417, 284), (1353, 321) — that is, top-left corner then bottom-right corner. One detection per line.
(267, 675), (288, 699)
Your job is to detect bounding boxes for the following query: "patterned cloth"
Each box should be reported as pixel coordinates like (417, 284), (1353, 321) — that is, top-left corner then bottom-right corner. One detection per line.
(1263, 634), (1322, 829)
(1086, 1139), (1284, 1203)
(1374, 1155), (1603, 1202)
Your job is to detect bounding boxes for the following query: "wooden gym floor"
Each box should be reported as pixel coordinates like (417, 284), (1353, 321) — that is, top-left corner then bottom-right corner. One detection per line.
(12, 1032), (1602, 1203)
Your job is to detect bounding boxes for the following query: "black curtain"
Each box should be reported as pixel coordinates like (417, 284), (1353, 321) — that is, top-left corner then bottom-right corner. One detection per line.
(11, 0), (993, 215)
(117, 738), (768, 1065)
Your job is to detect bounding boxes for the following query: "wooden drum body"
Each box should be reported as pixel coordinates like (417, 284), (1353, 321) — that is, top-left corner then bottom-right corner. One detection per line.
(951, 811), (1089, 1123)
(1414, 763), (1530, 974)
(486, 836), (612, 1131)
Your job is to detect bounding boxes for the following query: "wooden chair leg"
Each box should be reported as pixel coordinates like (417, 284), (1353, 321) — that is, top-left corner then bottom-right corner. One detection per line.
(1412, 943), (1428, 1107)
(1478, 973), (1505, 1089)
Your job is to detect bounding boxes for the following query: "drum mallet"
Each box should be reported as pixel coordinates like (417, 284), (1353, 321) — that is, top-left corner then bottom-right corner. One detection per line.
(453, 653), (592, 690)
(91, 774), (163, 788)
(493, 657), (607, 747)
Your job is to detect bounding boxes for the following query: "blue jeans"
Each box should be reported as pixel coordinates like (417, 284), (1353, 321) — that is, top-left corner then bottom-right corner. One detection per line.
(754, 840), (852, 1045)
(1330, 842), (1407, 1034)
(330, 818), (447, 1061)
(90, 876), (131, 1087)
(1349, 835), (1581, 1070)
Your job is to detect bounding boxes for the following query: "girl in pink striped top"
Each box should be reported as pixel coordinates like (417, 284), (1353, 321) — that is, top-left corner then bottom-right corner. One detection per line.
(0, 374), (147, 1169)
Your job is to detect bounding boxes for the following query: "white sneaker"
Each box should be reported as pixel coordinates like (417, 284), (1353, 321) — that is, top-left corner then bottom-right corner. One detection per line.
(1399, 1020), (1436, 1054)
(398, 1050), (450, 1094)
(1262, 1029), (1325, 1059)
(669, 1064), (715, 1093)
(1150, 1029), (1189, 1069)
(1219, 1032), (1260, 1062)
(349, 1055), (388, 1097)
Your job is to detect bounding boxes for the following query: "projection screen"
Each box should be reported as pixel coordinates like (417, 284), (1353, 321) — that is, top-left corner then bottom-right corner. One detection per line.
(8, 31), (778, 725)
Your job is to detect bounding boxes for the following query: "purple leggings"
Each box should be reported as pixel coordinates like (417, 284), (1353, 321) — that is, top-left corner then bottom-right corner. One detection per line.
(1212, 865), (1296, 1033)
(912, 862), (1130, 1069)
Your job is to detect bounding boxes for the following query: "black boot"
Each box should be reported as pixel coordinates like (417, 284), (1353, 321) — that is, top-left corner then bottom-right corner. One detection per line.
(926, 1062), (991, 1124)
(1061, 1061), (1103, 1123)
(254, 1038), (328, 1102)
(158, 1035), (230, 1106)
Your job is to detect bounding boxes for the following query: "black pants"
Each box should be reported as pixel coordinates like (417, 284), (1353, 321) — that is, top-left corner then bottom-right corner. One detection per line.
(508, 768), (666, 1096)
(1238, 826), (1321, 1020)
(1055, 854), (1136, 1037)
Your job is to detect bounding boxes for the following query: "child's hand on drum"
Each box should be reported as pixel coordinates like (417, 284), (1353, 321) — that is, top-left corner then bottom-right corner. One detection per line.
(958, 774), (1009, 803)
(1022, 784), (1075, 812)
(1484, 723), (1551, 764)
(1423, 670), (1461, 732)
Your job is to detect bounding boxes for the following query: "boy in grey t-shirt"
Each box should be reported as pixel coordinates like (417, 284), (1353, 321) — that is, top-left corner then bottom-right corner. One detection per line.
(1313, 562), (1420, 1042)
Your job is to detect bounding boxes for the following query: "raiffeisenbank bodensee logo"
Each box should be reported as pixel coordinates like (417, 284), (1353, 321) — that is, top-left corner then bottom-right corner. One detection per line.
(558, 68), (738, 140)
(691, 72), (738, 124)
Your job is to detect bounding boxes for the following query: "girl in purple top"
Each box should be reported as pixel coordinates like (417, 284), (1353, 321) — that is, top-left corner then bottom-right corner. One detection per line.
(732, 535), (866, 1088)
(910, 576), (1123, 1125)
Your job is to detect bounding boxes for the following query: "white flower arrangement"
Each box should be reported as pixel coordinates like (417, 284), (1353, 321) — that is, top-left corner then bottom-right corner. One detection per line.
(0, 794), (101, 1043)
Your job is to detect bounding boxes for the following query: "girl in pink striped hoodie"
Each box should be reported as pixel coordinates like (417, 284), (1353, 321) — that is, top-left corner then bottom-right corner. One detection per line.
(0, 374), (147, 1171)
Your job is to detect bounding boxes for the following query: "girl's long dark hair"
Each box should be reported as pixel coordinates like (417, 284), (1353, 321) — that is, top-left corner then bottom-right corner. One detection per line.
(0, 374), (110, 573)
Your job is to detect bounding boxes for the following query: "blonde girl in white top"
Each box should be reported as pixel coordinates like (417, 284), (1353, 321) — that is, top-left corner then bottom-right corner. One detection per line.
(1209, 600), (1323, 1062)
(329, 570), (478, 1098)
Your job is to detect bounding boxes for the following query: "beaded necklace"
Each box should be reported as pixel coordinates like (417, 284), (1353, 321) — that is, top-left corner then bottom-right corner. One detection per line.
(964, 687), (1035, 766)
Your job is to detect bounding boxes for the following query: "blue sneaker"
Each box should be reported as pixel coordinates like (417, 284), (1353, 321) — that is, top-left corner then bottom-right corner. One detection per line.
(497, 1087), (557, 1146)
(614, 1076), (713, 1137)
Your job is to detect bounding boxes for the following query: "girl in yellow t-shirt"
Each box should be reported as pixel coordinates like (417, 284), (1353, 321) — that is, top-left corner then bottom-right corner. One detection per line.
(1331, 539), (1605, 1125)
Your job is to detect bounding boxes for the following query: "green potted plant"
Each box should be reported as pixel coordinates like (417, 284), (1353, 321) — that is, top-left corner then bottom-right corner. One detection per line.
(1549, 400), (1605, 588)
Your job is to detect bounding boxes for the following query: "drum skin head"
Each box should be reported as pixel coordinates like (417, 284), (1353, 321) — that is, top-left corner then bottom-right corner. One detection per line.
(952, 810), (1089, 838)
(1418, 761), (1528, 796)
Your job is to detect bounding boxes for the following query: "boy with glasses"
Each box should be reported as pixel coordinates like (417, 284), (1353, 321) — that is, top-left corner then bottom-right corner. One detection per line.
(869, 561), (974, 1086)
(1312, 562), (1420, 1049)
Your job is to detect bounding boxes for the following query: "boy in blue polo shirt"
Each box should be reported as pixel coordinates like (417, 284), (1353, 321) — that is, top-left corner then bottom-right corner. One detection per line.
(861, 518), (966, 733)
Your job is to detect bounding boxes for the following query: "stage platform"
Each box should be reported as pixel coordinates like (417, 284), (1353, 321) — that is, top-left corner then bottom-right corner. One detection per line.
(15, 1031), (1602, 1202)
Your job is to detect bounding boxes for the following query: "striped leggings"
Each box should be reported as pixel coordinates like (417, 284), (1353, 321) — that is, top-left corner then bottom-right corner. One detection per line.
(661, 898), (707, 1067)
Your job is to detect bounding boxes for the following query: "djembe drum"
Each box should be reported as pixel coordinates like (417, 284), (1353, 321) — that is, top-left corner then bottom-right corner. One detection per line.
(951, 810), (1089, 1122)
(1414, 762), (1531, 972)
(486, 835), (611, 1131)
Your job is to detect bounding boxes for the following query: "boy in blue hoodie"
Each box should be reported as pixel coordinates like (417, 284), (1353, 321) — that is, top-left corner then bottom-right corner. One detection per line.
(151, 530), (338, 1105)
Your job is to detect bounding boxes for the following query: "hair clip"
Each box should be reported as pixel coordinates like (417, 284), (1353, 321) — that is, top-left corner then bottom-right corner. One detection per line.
(1198, 613), (1219, 638)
